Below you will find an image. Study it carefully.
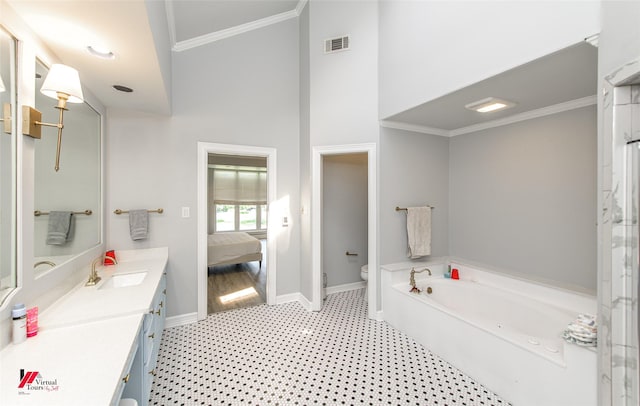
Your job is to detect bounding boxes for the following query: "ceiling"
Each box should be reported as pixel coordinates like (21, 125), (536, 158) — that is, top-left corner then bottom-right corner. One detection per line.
(383, 41), (598, 136)
(6, 1), (597, 132)
(7, 0), (302, 115)
(169, 0), (299, 44)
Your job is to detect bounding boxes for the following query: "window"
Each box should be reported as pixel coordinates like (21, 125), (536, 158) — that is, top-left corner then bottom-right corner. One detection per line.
(211, 165), (267, 233)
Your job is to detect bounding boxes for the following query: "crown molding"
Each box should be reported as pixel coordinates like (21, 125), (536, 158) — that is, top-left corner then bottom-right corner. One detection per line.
(172, 1), (307, 52)
(448, 95), (597, 136)
(379, 120), (449, 137)
(295, 0), (309, 15)
(381, 95), (597, 138)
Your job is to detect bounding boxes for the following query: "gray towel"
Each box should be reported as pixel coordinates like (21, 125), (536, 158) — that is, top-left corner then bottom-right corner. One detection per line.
(46, 211), (73, 245)
(129, 209), (149, 241)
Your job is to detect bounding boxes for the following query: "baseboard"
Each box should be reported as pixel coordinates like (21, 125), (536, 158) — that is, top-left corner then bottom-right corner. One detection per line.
(325, 281), (366, 295)
(275, 292), (300, 304)
(276, 292), (312, 311)
(165, 312), (198, 329)
(297, 294), (312, 311)
(375, 310), (384, 321)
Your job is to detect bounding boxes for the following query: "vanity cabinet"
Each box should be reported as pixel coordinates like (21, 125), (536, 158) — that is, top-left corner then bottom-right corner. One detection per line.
(122, 272), (166, 405)
(112, 332), (141, 403)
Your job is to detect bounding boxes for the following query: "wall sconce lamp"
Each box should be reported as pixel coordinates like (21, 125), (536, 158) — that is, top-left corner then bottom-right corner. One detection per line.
(22, 64), (84, 172)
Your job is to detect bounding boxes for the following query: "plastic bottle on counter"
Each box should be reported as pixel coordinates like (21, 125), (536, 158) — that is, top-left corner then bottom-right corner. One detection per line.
(12, 303), (27, 344)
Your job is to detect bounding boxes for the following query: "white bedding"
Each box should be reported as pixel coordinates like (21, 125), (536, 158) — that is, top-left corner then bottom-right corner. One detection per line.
(207, 232), (262, 266)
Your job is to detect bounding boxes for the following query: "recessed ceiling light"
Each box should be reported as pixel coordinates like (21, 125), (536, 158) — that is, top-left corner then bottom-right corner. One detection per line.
(113, 85), (133, 93)
(86, 45), (115, 60)
(465, 97), (516, 113)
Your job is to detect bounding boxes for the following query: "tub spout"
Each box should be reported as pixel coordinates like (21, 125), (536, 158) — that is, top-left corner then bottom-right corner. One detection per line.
(409, 267), (431, 293)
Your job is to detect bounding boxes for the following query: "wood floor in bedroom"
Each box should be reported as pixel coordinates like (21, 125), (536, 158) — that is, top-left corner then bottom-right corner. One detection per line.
(207, 241), (266, 314)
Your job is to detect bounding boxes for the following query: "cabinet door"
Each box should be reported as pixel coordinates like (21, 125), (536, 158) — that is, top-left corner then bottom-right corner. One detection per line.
(144, 273), (167, 401)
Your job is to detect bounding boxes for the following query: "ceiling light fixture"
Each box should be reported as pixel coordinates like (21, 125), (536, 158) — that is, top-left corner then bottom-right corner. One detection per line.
(22, 64), (84, 172)
(86, 45), (115, 60)
(465, 97), (515, 113)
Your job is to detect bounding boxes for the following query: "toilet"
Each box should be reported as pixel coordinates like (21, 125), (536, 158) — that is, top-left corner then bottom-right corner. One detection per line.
(361, 264), (368, 301)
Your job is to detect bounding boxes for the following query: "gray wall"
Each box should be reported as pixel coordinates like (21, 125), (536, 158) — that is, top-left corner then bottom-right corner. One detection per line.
(449, 106), (597, 292)
(379, 127), (449, 264)
(322, 154), (368, 287)
(106, 19), (300, 318)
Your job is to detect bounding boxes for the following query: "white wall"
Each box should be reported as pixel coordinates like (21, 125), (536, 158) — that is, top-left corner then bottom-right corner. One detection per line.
(299, 3), (312, 301)
(302, 0), (380, 307)
(450, 106), (597, 292)
(379, 127), (449, 265)
(378, 0), (601, 119)
(322, 154), (368, 287)
(308, 0), (379, 146)
(106, 19), (300, 318)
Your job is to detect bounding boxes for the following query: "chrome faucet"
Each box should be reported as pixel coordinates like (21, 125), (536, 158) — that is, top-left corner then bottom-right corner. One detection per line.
(85, 256), (106, 286)
(409, 267), (431, 293)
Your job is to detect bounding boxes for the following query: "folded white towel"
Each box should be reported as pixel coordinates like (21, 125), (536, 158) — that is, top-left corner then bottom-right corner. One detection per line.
(406, 206), (432, 259)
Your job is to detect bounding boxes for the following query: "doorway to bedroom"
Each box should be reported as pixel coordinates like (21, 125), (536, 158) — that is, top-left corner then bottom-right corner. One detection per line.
(207, 154), (268, 314)
(197, 142), (277, 320)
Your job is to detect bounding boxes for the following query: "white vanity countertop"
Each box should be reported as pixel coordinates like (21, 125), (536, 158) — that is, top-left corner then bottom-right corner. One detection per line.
(0, 313), (142, 406)
(0, 247), (168, 405)
(40, 247), (168, 330)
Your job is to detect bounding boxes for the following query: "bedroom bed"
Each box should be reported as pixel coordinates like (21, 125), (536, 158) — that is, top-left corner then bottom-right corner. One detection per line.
(207, 232), (263, 268)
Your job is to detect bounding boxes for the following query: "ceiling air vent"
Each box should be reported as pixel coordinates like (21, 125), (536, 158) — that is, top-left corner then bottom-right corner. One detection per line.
(324, 35), (350, 54)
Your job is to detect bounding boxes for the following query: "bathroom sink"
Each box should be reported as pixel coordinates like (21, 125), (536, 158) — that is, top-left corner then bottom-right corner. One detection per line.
(100, 271), (148, 289)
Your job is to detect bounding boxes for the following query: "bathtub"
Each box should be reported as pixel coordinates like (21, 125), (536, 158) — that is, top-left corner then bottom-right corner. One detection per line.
(381, 259), (597, 406)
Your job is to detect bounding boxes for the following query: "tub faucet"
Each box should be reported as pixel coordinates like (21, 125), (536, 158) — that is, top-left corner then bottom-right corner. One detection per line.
(85, 256), (106, 287)
(409, 267), (431, 293)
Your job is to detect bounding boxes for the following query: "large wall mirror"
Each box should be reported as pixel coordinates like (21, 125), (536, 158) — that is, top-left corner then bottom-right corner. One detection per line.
(0, 26), (16, 306)
(33, 60), (101, 276)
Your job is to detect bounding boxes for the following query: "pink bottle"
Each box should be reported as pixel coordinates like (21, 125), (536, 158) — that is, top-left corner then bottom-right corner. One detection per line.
(26, 307), (38, 338)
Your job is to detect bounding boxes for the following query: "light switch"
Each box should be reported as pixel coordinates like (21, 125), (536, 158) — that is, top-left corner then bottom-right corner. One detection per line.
(282, 216), (288, 227)
(182, 207), (190, 218)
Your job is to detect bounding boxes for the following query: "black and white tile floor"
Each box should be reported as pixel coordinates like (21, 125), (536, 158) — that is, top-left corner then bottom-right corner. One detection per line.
(150, 289), (509, 405)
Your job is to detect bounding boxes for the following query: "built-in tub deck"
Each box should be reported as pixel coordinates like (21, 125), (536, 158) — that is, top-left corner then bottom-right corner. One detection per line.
(381, 258), (597, 406)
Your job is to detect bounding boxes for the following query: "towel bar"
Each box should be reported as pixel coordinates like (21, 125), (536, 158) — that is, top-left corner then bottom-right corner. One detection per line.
(114, 208), (164, 215)
(35, 209), (92, 216)
(395, 206), (434, 211)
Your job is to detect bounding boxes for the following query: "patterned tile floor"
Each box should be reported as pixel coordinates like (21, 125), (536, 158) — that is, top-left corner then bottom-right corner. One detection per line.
(150, 289), (509, 405)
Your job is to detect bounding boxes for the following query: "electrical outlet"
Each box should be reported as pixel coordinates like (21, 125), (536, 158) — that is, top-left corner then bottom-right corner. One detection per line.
(181, 207), (190, 218)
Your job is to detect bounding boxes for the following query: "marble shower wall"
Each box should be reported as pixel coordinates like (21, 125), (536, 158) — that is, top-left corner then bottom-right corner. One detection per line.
(602, 73), (640, 406)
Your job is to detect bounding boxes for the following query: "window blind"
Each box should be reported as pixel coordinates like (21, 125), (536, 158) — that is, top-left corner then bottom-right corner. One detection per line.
(212, 169), (266, 205)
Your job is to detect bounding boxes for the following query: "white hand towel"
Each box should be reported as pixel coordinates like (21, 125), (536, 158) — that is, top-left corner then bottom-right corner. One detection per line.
(406, 207), (431, 259)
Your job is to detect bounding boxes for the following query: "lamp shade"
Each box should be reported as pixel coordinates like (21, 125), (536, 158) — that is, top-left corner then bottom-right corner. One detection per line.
(0, 73), (5, 93)
(40, 64), (83, 103)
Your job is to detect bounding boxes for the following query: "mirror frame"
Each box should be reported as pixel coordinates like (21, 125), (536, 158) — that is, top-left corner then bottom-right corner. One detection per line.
(0, 25), (17, 308)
